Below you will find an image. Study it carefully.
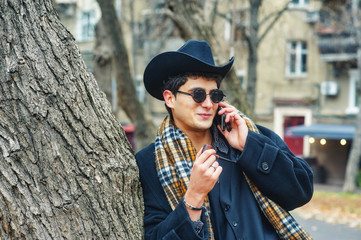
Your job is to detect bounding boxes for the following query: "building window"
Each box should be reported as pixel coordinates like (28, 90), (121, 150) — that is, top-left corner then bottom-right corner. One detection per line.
(135, 74), (146, 103)
(224, 10), (247, 43)
(346, 69), (360, 115)
(78, 10), (95, 42)
(286, 41), (307, 77)
(115, 0), (122, 17)
(236, 70), (246, 89)
(290, 0), (309, 7)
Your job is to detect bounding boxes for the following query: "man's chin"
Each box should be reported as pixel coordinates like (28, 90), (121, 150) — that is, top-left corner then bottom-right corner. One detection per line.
(195, 122), (213, 131)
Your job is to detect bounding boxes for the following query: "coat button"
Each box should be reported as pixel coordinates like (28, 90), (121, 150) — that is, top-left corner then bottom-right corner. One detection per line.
(261, 162), (269, 171)
(233, 221), (238, 227)
(224, 205), (230, 211)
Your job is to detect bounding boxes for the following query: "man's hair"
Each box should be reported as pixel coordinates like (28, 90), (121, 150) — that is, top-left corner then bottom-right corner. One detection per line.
(163, 72), (223, 117)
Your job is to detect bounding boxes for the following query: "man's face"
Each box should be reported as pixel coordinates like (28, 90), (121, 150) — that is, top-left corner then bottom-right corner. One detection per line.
(171, 76), (219, 133)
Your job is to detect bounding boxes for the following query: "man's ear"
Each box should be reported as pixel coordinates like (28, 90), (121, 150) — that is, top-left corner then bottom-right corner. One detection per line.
(163, 90), (175, 108)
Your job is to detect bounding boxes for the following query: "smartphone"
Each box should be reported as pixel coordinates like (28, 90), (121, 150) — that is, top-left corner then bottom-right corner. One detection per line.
(214, 107), (231, 131)
(201, 144), (213, 153)
(201, 144), (233, 163)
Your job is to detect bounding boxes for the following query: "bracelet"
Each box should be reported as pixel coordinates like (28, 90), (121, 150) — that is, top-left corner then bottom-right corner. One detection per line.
(183, 199), (203, 211)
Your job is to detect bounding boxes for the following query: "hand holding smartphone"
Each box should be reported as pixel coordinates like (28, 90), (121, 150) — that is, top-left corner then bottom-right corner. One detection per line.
(215, 107), (231, 132)
(201, 144), (233, 163)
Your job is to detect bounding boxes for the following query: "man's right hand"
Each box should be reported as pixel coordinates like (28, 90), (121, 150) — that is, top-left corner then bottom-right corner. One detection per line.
(183, 148), (222, 220)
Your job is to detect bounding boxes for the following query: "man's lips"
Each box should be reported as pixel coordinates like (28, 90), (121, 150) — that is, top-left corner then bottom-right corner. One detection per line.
(198, 113), (213, 119)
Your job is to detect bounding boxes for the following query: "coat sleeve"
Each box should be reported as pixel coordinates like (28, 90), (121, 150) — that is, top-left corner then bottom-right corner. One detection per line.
(135, 144), (209, 240)
(236, 125), (314, 211)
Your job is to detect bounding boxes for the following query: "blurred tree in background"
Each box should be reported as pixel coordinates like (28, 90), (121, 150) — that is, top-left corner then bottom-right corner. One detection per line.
(94, 0), (156, 150)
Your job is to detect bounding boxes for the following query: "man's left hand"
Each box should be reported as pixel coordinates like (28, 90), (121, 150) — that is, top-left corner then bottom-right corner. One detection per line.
(216, 102), (249, 151)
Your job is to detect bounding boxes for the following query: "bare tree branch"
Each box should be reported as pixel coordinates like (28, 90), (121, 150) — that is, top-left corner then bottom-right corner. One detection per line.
(163, 8), (193, 40)
(210, 0), (219, 26)
(259, 2), (288, 26)
(258, 2), (289, 43)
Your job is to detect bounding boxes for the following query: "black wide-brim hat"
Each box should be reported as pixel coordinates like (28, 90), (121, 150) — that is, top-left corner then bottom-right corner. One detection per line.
(143, 40), (234, 100)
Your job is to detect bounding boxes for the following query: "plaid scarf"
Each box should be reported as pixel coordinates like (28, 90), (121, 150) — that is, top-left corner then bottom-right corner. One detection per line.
(155, 113), (312, 240)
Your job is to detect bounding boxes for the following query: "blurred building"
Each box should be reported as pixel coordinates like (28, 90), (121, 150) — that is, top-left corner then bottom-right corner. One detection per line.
(55, 0), (359, 185)
(54, 0), (139, 141)
(55, 0), (101, 69)
(250, 0), (359, 185)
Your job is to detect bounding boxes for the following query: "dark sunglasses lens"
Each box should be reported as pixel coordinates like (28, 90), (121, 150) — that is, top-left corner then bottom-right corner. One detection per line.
(210, 90), (224, 103)
(192, 89), (207, 103)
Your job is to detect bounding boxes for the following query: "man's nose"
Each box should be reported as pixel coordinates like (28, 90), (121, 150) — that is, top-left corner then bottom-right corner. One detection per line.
(201, 95), (214, 107)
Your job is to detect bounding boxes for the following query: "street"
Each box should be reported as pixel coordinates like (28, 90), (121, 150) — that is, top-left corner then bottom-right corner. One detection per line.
(294, 214), (361, 240)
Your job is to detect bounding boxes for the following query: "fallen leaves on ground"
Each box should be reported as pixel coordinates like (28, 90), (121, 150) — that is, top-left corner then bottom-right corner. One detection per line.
(294, 191), (361, 229)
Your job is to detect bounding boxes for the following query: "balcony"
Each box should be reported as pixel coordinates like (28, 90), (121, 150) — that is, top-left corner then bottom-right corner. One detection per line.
(317, 29), (358, 62)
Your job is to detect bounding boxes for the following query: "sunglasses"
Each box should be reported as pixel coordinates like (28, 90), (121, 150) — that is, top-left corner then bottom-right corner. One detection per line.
(176, 88), (225, 104)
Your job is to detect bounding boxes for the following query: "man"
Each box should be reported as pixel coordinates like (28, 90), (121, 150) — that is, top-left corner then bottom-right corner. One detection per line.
(136, 40), (313, 239)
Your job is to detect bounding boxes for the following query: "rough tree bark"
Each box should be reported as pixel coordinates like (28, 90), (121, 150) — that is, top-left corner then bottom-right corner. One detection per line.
(0, 1), (143, 239)
(95, 0), (156, 150)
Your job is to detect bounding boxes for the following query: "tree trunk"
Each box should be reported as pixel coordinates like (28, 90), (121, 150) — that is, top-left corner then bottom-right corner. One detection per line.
(93, 18), (114, 106)
(342, 0), (361, 193)
(0, 1), (143, 239)
(246, 0), (261, 112)
(343, 50), (361, 192)
(343, 94), (361, 192)
(95, 0), (156, 150)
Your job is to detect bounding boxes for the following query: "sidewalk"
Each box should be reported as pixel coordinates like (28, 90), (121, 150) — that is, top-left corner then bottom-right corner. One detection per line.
(291, 183), (361, 239)
(313, 183), (361, 193)
(293, 213), (361, 240)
